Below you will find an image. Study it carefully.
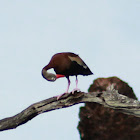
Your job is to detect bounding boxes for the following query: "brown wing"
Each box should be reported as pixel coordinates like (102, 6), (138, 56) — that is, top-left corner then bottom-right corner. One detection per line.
(48, 52), (93, 76)
(67, 53), (93, 75)
(68, 55), (88, 69)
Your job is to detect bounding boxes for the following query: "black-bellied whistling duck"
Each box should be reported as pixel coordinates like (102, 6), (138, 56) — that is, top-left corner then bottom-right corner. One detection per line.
(42, 52), (93, 99)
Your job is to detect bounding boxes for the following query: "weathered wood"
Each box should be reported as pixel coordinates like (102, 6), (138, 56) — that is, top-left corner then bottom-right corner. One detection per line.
(0, 86), (140, 132)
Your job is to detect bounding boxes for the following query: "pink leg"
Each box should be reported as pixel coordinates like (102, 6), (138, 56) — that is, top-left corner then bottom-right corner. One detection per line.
(66, 77), (70, 93)
(56, 77), (70, 100)
(76, 76), (78, 88)
(72, 76), (81, 94)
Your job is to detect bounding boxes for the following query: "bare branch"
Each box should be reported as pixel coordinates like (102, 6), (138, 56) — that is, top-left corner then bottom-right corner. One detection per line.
(0, 87), (140, 132)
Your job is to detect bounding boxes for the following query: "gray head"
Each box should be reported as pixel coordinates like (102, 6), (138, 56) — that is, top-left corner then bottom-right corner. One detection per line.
(42, 69), (57, 82)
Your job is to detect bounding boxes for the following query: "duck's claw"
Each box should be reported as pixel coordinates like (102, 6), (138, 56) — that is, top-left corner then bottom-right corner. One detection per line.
(72, 88), (81, 94)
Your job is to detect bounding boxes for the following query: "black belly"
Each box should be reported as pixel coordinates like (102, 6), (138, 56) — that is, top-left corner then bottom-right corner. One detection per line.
(54, 61), (93, 76)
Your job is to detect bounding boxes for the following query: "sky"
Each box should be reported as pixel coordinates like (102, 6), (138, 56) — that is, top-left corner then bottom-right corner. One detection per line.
(0, 0), (140, 140)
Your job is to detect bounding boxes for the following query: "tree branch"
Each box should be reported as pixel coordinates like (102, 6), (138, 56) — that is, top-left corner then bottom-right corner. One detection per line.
(0, 86), (140, 132)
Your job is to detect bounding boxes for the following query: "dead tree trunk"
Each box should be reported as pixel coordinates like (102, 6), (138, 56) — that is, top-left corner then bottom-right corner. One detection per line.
(78, 77), (140, 140)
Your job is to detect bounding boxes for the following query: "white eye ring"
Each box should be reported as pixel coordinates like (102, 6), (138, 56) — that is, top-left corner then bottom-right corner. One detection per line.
(51, 77), (55, 81)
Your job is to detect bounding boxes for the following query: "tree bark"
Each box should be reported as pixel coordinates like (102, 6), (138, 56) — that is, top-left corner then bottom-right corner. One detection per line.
(0, 85), (140, 132)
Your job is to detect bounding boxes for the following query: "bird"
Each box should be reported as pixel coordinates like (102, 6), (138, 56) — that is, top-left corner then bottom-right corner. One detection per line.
(42, 52), (93, 99)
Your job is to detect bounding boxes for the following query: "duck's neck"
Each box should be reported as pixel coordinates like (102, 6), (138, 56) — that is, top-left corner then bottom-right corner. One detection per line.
(43, 64), (52, 71)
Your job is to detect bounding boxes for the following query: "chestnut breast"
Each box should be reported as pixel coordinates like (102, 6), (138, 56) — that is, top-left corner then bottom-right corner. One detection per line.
(50, 53), (73, 75)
